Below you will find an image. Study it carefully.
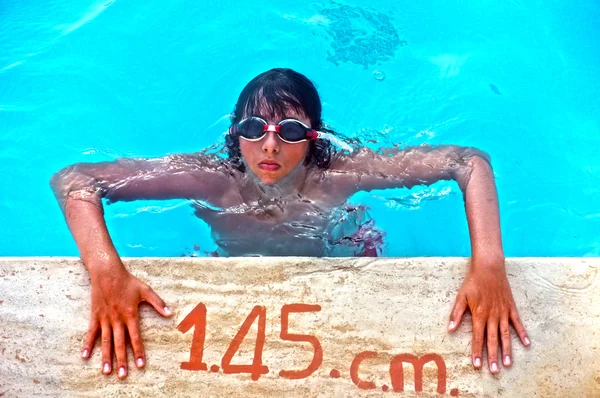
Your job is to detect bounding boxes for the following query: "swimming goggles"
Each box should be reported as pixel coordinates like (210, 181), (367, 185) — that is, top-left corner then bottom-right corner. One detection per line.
(229, 116), (352, 152)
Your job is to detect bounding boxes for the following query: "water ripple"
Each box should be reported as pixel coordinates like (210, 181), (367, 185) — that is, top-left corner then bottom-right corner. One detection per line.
(1, 0), (117, 73)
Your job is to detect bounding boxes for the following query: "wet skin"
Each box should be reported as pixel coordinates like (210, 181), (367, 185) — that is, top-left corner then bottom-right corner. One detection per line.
(238, 110), (311, 185)
(51, 108), (530, 379)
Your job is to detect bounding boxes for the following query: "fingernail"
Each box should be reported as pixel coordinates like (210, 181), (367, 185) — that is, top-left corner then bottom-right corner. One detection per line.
(137, 358), (144, 368)
(103, 363), (110, 374)
(524, 336), (531, 346)
(491, 362), (498, 373)
(448, 321), (455, 330)
(504, 356), (511, 366)
(81, 349), (88, 358)
(474, 357), (481, 367)
(164, 306), (173, 316)
(119, 367), (126, 378)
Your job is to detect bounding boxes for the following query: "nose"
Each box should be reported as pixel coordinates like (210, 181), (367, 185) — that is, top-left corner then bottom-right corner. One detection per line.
(261, 131), (280, 155)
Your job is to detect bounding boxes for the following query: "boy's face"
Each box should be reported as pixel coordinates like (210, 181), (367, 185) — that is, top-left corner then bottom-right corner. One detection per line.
(239, 107), (311, 185)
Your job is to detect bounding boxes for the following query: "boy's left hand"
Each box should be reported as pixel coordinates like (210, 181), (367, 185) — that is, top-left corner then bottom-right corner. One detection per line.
(447, 260), (530, 373)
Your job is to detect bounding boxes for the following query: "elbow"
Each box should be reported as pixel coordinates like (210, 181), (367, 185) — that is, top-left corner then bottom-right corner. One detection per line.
(461, 147), (492, 169)
(49, 165), (74, 197)
(49, 165), (71, 193)
(49, 164), (101, 203)
(452, 147), (493, 191)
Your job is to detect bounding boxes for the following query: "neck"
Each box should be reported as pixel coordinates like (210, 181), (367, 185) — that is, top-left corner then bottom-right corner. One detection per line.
(243, 163), (308, 199)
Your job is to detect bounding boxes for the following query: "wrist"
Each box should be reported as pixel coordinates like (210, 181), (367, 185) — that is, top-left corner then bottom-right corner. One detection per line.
(86, 255), (127, 281)
(471, 252), (505, 272)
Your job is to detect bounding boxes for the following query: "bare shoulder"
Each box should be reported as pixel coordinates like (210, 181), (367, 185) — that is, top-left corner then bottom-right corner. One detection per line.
(151, 152), (244, 203)
(165, 152), (241, 179)
(327, 147), (380, 173)
(319, 147), (386, 194)
(299, 156), (370, 205)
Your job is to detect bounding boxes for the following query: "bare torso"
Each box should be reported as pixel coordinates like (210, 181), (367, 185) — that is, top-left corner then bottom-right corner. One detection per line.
(191, 161), (372, 256)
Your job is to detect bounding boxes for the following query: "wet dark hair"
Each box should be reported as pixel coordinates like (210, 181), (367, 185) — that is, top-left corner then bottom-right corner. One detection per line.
(225, 68), (335, 172)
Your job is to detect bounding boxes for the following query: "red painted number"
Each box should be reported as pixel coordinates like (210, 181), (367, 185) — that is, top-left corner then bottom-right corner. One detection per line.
(279, 303), (323, 379)
(177, 303), (208, 371)
(221, 305), (269, 381)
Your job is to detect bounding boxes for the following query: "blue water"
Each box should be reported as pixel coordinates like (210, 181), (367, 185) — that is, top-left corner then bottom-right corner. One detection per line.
(1, 0), (599, 257)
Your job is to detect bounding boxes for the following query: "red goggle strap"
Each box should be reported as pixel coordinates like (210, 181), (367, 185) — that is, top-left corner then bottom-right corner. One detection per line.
(306, 130), (319, 140)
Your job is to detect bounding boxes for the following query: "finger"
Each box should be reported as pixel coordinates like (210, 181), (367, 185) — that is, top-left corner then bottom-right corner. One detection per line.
(127, 318), (145, 369)
(82, 318), (99, 360)
(113, 323), (128, 378)
(448, 292), (468, 332)
(510, 307), (531, 347)
(141, 286), (173, 318)
(500, 316), (512, 367)
(101, 323), (113, 375)
(486, 318), (500, 374)
(113, 323), (128, 379)
(472, 318), (485, 369)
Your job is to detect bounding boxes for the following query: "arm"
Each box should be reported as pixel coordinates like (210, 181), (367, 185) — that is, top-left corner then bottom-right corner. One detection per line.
(51, 154), (233, 268)
(329, 145), (530, 372)
(448, 155), (529, 374)
(462, 155), (503, 262)
(50, 153), (234, 379)
(56, 187), (166, 379)
(331, 144), (504, 259)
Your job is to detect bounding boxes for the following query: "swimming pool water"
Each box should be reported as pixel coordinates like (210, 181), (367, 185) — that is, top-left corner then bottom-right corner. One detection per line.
(1, 0), (599, 257)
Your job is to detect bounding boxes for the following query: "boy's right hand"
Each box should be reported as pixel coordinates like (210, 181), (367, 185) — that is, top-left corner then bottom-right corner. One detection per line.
(81, 266), (173, 379)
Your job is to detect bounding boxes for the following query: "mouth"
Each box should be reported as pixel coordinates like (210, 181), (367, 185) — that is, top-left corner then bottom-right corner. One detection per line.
(258, 160), (281, 171)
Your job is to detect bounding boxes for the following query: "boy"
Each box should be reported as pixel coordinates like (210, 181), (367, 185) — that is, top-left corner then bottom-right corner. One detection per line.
(51, 68), (530, 379)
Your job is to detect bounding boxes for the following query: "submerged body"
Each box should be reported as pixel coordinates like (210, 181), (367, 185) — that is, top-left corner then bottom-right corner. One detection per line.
(193, 195), (382, 257)
(187, 155), (372, 257)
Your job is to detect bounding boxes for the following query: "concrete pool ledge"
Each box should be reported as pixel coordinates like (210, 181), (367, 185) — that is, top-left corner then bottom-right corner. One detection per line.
(0, 257), (599, 397)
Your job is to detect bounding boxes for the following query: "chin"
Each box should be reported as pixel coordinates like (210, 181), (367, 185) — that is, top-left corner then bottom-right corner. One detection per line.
(259, 175), (280, 185)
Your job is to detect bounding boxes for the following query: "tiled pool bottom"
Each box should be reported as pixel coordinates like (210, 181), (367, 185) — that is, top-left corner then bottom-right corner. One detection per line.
(1, 257), (598, 397)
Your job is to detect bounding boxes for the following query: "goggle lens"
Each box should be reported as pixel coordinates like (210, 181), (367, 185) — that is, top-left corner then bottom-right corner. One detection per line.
(238, 117), (269, 139)
(278, 120), (307, 142)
